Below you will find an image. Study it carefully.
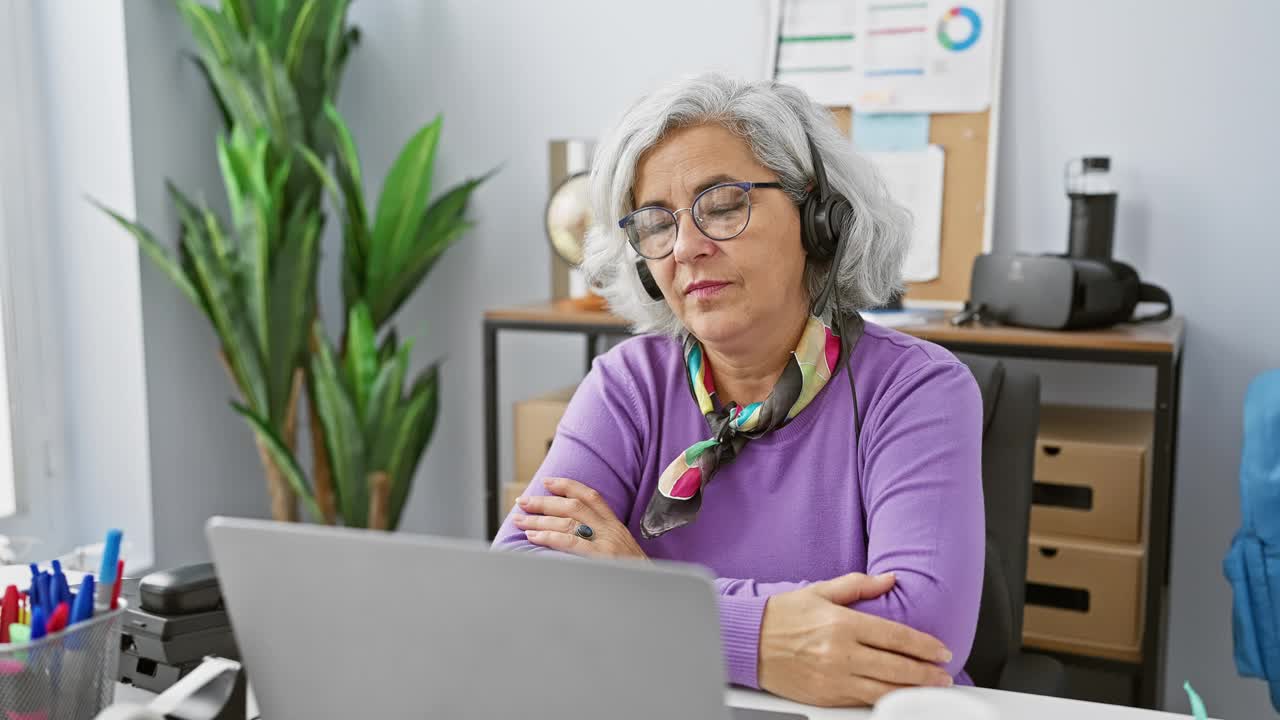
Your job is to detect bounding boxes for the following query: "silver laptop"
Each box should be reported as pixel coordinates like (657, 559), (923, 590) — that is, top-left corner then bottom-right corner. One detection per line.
(206, 517), (805, 720)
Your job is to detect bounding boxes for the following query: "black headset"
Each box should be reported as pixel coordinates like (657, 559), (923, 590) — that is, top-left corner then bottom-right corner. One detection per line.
(635, 133), (854, 301)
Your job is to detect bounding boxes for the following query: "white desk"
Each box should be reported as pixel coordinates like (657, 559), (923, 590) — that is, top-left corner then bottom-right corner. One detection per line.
(116, 683), (1209, 719)
(727, 687), (1209, 719)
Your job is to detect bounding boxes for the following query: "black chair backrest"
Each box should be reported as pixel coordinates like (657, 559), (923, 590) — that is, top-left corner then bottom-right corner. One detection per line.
(956, 354), (1040, 687)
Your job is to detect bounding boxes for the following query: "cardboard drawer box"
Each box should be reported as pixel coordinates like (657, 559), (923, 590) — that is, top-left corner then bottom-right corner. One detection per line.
(1031, 405), (1152, 543)
(1023, 534), (1144, 662)
(514, 386), (577, 485)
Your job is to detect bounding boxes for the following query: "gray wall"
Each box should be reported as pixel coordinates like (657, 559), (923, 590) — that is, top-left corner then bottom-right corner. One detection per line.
(121, 0), (274, 570)
(994, 2), (1280, 716)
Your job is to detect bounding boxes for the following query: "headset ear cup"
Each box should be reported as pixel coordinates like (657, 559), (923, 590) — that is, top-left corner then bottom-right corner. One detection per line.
(801, 195), (843, 262)
(635, 259), (663, 301)
(800, 195), (830, 261)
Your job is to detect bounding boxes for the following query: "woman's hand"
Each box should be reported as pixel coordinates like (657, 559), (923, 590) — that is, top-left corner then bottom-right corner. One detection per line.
(759, 572), (954, 707)
(514, 477), (648, 561)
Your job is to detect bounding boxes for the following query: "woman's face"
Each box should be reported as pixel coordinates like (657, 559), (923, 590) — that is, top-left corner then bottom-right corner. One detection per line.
(633, 123), (808, 349)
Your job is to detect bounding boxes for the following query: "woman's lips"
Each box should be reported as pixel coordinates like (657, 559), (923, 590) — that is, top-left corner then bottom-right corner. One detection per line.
(684, 281), (730, 299)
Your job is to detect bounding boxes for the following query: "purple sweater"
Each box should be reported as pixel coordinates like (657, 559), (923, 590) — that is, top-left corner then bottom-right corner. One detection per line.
(492, 321), (985, 688)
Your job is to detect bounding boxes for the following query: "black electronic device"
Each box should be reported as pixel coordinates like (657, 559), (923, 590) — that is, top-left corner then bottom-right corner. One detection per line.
(962, 254), (1171, 330)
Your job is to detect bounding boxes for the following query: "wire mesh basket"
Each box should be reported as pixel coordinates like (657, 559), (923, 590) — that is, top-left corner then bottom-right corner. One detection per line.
(0, 600), (126, 720)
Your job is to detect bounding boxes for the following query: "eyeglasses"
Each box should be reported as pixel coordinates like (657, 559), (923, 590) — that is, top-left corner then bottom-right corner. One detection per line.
(617, 181), (785, 260)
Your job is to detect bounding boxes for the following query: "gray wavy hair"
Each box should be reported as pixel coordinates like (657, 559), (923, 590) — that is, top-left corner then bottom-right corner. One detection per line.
(581, 73), (911, 338)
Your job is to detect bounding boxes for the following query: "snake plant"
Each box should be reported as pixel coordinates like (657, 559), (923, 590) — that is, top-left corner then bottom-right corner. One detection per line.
(98, 0), (489, 529)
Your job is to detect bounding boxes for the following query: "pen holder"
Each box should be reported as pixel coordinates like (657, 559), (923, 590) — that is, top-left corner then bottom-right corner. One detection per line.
(0, 600), (127, 720)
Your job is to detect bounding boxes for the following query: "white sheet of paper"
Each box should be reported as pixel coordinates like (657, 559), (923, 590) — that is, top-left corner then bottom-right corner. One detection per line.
(852, 0), (998, 113)
(867, 145), (945, 283)
(771, 0), (858, 106)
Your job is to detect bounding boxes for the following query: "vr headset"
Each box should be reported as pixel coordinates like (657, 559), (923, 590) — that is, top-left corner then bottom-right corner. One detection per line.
(963, 254), (1172, 331)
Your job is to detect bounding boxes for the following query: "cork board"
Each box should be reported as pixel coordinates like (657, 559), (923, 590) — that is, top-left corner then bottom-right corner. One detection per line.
(829, 107), (992, 306)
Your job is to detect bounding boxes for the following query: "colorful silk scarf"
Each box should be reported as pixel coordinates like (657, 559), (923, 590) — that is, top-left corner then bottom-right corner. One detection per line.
(639, 311), (849, 538)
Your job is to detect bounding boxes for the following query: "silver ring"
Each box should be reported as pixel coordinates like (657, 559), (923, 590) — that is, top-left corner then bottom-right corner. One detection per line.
(574, 523), (595, 541)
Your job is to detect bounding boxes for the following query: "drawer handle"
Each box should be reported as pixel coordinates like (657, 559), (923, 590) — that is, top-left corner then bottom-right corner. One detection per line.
(1038, 547), (1060, 558)
(1032, 482), (1094, 510)
(1041, 445), (1062, 457)
(1026, 582), (1090, 612)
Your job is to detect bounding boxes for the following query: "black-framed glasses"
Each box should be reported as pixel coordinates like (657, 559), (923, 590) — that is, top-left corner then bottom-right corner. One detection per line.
(617, 181), (785, 260)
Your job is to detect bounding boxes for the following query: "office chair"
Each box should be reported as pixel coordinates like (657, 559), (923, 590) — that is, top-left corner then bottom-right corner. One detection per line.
(957, 353), (1068, 696)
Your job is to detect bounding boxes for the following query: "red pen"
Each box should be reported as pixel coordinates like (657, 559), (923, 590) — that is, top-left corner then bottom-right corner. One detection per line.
(110, 560), (124, 610)
(45, 602), (69, 634)
(0, 585), (16, 642)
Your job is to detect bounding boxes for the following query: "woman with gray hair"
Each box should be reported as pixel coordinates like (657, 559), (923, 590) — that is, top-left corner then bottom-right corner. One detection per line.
(494, 73), (984, 708)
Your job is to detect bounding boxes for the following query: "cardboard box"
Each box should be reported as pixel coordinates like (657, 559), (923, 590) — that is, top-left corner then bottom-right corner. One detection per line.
(1023, 533), (1145, 662)
(514, 386), (577, 485)
(1031, 405), (1152, 544)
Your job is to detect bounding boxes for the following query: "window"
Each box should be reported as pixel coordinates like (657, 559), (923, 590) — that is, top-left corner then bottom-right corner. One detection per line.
(0, 0), (68, 559)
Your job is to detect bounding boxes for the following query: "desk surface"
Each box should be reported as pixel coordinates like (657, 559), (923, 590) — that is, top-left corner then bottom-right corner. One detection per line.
(728, 687), (1207, 719)
(484, 302), (1185, 357)
(115, 683), (1206, 719)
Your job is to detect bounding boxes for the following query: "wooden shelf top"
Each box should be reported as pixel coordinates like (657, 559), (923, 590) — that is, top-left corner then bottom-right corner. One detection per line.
(904, 315), (1184, 356)
(485, 302), (1184, 356)
(484, 301), (632, 329)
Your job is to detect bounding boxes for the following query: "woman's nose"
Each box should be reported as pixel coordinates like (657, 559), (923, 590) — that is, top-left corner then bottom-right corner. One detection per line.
(672, 210), (718, 264)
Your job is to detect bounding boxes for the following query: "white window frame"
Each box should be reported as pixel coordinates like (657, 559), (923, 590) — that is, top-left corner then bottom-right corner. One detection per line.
(0, 0), (71, 560)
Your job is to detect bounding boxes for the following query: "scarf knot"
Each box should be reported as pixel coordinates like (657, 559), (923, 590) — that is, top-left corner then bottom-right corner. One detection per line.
(639, 314), (861, 539)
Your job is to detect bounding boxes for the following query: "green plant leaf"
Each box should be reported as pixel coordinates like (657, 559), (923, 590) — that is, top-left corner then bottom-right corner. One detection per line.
(186, 53), (233, 130)
(343, 303), (378, 421)
(310, 323), (368, 526)
(222, 0), (254, 36)
(321, 2), (354, 95)
(231, 402), (323, 521)
(215, 134), (247, 233)
(255, 42), (304, 151)
(265, 196), (320, 424)
(167, 182), (268, 412)
(377, 328), (399, 365)
(251, 0), (287, 47)
(94, 200), (204, 314)
(367, 116), (442, 296)
(176, 0), (233, 65)
(363, 342), (408, 450)
(282, 0), (319, 78)
(318, 103), (370, 308)
(369, 220), (469, 327)
(320, 102), (367, 228)
(366, 170), (489, 325)
(387, 364), (439, 530)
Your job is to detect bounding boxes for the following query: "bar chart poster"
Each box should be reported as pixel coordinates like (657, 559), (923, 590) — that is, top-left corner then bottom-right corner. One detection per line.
(852, 0), (999, 113)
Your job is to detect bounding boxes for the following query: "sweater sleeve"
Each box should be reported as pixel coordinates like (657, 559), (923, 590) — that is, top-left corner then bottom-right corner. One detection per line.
(490, 351), (647, 553)
(852, 359), (985, 677)
(711, 359), (984, 682)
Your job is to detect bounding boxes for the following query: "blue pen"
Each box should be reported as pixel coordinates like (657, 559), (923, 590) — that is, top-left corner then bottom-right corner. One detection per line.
(96, 529), (123, 609)
(52, 560), (72, 606)
(27, 564), (39, 610)
(29, 606), (46, 641)
(70, 575), (94, 625)
(36, 572), (53, 617)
